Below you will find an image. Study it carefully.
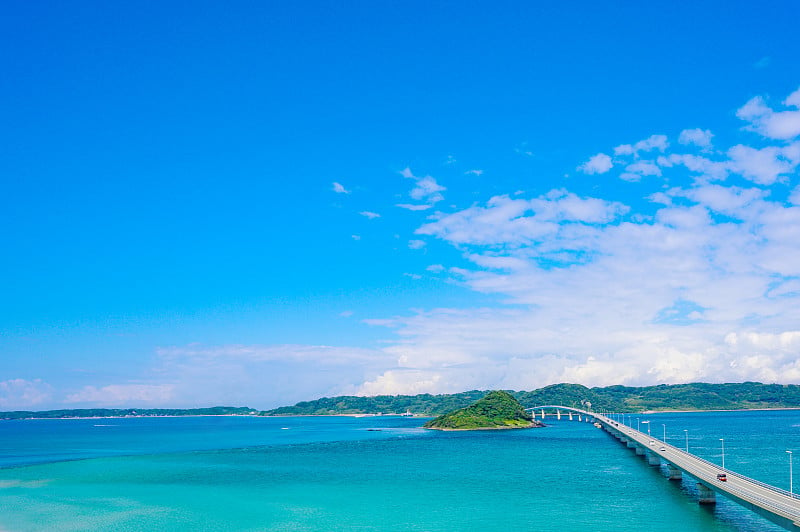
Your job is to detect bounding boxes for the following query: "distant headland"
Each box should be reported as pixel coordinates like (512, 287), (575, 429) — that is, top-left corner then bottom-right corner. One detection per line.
(4, 382), (800, 420)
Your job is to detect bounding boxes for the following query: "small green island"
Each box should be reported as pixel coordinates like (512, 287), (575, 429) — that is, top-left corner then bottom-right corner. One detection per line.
(423, 390), (543, 430)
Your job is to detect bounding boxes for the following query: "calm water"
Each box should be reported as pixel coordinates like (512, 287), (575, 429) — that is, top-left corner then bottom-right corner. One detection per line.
(1, 410), (798, 531)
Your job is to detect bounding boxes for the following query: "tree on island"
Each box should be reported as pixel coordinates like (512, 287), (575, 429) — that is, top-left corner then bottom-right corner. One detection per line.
(424, 390), (542, 430)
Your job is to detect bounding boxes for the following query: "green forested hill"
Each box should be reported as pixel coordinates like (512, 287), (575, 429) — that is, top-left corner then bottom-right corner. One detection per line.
(265, 382), (800, 416)
(423, 390), (539, 430)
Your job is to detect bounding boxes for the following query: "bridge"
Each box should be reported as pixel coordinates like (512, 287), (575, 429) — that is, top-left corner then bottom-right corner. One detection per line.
(527, 405), (800, 531)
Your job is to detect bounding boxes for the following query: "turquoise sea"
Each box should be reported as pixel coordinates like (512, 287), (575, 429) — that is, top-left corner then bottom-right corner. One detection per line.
(1, 410), (799, 531)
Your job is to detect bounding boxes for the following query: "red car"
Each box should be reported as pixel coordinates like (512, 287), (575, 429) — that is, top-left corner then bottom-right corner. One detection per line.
(716, 473), (727, 482)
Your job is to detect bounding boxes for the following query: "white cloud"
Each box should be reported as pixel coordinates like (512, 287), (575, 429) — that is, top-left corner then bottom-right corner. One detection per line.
(790, 185), (800, 206)
(465, 169), (484, 176)
(396, 203), (432, 211)
(151, 344), (393, 408)
(416, 191), (628, 247)
(578, 153), (613, 174)
(678, 128), (714, 149)
(408, 239), (426, 250)
(410, 176), (446, 203)
(332, 182), (350, 194)
(727, 144), (796, 185)
(614, 134), (669, 157)
(399, 168), (446, 207)
(736, 89), (800, 140)
(360, 211), (381, 219)
(664, 154), (729, 182)
(357, 98), (800, 396)
(0, 379), (52, 409)
(65, 384), (175, 406)
(625, 160), (662, 178)
(350, 87), (800, 398)
(351, 234), (361, 240)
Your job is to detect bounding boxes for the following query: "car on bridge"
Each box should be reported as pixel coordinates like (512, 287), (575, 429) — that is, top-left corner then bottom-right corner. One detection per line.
(716, 473), (727, 482)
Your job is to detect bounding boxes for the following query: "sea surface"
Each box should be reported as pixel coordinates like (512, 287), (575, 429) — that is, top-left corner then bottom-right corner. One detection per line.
(1, 410), (799, 531)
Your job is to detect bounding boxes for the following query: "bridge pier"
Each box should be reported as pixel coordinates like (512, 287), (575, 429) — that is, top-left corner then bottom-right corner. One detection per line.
(635, 446), (645, 456)
(666, 464), (682, 480)
(647, 451), (660, 466)
(696, 482), (716, 504)
(626, 440), (637, 448)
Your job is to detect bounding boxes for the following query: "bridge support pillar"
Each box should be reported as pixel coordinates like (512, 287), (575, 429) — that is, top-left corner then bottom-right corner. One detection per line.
(647, 451), (660, 466)
(635, 446), (645, 456)
(666, 464), (682, 480)
(696, 482), (716, 504)
(626, 440), (637, 448)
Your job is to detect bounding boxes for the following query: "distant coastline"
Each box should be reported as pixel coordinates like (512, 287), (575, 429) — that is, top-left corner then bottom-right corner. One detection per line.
(6, 382), (800, 420)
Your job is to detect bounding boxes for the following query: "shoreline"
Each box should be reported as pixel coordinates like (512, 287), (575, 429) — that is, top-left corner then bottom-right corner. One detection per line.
(639, 406), (800, 414)
(425, 422), (541, 431)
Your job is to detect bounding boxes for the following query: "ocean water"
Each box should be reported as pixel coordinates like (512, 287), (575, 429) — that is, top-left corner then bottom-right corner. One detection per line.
(1, 410), (798, 531)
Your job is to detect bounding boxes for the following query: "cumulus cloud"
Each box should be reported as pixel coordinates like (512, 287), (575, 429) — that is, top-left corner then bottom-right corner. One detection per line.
(397, 167), (446, 209)
(622, 160), (662, 181)
(332, 182), (350, 194)
(410, 176), (446, 203)
(360, 211), (381, 219)
(150, 344), (393, 408)
(0, 379), (52, 409)
(353, 87), (800, 396)
(578, 153), (613, 174)
(678, 128), (714, 149)
(408, 239), (426, 249)
(361, 185), (800, 394)
(661, 154), (729, 183)
(727, 144), (797, 185)
(614, 134), (669, 156)
(416, 190), (628, 249)
(396, 203), (432, 211)
(65, 384), (174, 406)
(737, 88), (800, 140)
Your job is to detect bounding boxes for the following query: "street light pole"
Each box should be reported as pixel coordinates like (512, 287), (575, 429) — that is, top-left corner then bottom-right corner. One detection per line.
(684, 429), (688, 453)
(720, 438), (725, 469)
(637, 418), (640, 431)
(788, 451), (794, 496)
(662, 424), (666, 442)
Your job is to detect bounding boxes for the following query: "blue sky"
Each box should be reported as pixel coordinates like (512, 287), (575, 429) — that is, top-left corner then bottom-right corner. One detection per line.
(2, 2), (800, 409)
